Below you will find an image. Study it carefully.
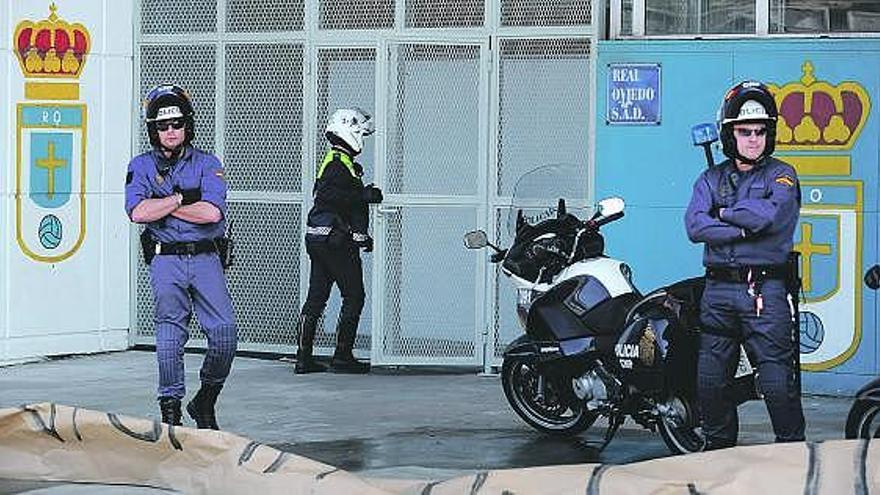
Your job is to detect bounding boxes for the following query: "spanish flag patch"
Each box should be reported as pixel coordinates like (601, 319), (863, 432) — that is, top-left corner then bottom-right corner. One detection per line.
(775, 174), (795, 187)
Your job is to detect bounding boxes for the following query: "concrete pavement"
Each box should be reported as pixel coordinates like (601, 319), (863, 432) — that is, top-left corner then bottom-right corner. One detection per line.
(0, 350), (856, 493)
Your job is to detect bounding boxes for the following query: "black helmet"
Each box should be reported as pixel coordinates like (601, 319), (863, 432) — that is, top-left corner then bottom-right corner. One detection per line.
(718, 80), (778, 163)
(143, 84), (195, 148)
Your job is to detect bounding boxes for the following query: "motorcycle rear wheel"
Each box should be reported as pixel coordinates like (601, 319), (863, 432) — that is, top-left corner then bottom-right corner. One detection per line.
(501, 357), (597, 436)
(846, 402), (880, 439)
(657, 393), (706, 454)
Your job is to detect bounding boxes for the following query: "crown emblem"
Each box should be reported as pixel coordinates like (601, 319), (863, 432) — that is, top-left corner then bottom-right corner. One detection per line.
(768, 62), (870, 152)
(14, 3), (90, 79)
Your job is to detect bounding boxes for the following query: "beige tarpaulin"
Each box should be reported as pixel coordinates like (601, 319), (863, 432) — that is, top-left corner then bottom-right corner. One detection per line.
(0, 403), (877, 494)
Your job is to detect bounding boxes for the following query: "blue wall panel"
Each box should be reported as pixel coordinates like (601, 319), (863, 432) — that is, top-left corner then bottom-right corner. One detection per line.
(596, 39), (880, 394)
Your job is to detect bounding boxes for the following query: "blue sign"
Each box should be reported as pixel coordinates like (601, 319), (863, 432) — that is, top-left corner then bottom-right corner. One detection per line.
(691, 123), (718, 146)
(607, 63), (661, 125)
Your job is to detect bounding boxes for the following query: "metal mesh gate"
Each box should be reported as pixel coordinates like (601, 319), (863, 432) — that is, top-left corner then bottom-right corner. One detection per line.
(134, 0), (597, 367)
(491, 38), (593, 363)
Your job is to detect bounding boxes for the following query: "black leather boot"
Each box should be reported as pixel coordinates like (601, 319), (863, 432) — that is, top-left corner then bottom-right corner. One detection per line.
(295, 314), (327, 374)
(186, 383), (223, 430)
(329, 317), (370, 374)
(158, 397), (181, 426)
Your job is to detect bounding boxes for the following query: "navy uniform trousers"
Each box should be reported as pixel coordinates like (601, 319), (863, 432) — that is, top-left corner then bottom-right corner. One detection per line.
(151, 252), (237, 399)
(698, 278), (805, 449)
(301, 240), (365, 326)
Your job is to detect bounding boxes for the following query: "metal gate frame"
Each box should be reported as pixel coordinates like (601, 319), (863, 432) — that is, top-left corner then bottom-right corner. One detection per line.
(131, 0), (601, 372)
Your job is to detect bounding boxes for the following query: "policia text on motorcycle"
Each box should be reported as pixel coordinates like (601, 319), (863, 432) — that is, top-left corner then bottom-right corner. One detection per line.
(294, 108), (383, 374)
(685, 81), (805, 450)
(125, 84), (238, 429)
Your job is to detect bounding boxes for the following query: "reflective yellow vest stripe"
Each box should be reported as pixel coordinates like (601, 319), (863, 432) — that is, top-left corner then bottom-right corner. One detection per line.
(317, 150), (356, 179)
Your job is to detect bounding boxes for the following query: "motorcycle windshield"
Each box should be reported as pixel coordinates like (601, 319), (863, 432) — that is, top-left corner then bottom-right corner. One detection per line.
(508, 163), (591, 235)
(503, 163), (592, 282)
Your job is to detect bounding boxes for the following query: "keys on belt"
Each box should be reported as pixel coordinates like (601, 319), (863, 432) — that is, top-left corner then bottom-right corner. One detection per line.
(706, 265), (788, 318)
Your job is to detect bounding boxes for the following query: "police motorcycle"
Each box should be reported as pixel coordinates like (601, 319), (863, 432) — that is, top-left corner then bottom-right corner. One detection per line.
(461, 164), (756, 455)
(845, 265), (880, 439)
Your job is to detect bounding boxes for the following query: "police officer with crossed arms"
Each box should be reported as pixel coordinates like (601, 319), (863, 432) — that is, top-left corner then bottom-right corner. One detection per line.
(125, 84), (237, 429)
(685, 81), (805, 450)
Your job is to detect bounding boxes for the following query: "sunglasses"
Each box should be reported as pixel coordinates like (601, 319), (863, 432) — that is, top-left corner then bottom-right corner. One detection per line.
(733, 127), (767, 138)
(156, 119), (185, 131)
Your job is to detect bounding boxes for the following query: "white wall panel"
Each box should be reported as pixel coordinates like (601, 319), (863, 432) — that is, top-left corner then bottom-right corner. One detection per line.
(1, 1), (10, 361)
(100, 54), (133, 334)
(1, 1), (134, 363)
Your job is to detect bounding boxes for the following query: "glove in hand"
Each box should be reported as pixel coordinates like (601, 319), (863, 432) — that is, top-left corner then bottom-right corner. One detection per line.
(354, 234), (374, 252)
(173, 186), (201, 206)
(362, 184), (383, 204)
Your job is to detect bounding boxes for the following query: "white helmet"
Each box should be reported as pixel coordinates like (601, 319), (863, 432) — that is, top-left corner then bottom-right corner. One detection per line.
(721, 99), (775, 125)
(325, 107), (375, 154)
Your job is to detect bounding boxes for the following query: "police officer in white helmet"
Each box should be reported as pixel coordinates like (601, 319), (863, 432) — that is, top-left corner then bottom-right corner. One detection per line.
(295, 108), (382, 374)
(685, 81), (804, 450)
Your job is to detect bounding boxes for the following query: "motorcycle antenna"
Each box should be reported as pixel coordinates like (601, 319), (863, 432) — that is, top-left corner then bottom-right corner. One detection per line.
(691, 122), (719, 168)
(557, 198), (566, 218)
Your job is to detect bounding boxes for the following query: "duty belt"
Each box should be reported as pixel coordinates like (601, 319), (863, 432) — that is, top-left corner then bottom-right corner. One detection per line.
(706, 265), (788, 283)
(156, 239), (217, 256)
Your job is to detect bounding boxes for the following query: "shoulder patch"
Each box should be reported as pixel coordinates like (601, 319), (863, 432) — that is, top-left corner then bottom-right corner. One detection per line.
(775, 174), (795, 187)
(214, 168), (226, 181)
(126, 171), (133, 185)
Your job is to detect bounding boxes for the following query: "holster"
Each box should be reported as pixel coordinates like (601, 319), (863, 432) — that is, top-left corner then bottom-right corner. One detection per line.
(214, 237), (234, 269)
(140, 230), (157, 265)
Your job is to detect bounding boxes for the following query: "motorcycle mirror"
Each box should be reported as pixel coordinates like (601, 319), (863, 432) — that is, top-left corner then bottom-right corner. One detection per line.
(463, 230), (489, 249)
(597, 197), (625, 217)
(865, 264), (880, 290)
(557, 199), (566, 219)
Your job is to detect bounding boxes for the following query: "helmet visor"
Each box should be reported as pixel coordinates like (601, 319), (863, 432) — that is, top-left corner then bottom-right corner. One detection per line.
(350, 107), (375, 136)
(360, 117), (375, 136)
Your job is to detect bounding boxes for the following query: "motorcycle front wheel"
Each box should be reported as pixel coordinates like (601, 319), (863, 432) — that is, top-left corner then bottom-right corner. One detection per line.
(501, 356), (597, 436)
(657, 393), (706, 454)
(845, 401), (880, 439)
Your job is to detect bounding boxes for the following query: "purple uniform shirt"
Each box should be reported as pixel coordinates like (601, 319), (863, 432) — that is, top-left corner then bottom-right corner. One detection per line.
(685, 156), (800, 267)
(125, 146), (228, 243)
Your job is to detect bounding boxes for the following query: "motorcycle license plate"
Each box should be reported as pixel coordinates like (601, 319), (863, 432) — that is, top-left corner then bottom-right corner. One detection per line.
(734, 345), (754, 378)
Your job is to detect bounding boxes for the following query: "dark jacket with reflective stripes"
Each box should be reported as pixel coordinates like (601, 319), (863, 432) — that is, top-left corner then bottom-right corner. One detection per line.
(306, 148), (369, 242)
